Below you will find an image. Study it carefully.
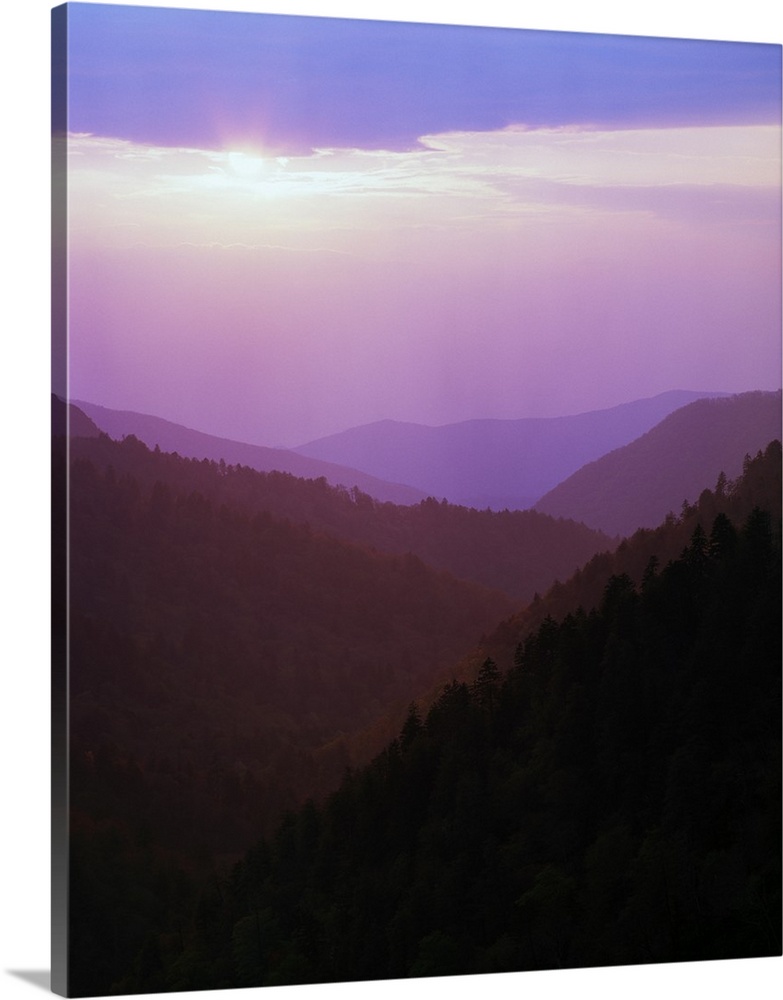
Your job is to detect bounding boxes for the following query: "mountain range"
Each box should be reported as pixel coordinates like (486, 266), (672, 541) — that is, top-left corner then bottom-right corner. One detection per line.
(293, 389), (729, 508)
(66, 389), (780, 545)
(71, 390), (732, 512)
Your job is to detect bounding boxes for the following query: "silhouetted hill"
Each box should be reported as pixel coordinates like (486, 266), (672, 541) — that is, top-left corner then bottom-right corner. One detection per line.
(72, 399), (427, 505)
(294, 390), (727, 509)
(67, 432), (615, 602)
(534, 391), (782, 536)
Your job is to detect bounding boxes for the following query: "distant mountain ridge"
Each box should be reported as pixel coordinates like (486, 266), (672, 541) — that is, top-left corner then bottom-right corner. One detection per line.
(534, 390), (782, 536)
(70, 398), (428, 505)
(294, 390), (728, 509)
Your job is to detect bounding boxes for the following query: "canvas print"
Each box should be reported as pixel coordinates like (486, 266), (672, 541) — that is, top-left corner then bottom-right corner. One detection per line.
(51, 3), (782, 997)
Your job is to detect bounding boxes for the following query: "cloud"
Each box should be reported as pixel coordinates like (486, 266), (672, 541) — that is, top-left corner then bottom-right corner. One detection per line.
(67, 123), (780, 255)
(64, 5), (782, 153)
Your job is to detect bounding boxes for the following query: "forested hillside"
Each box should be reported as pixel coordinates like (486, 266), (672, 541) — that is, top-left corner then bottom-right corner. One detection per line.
(67, 431), (615, 601)
(64, 438), (514, 836)
(342, 440), (782, 762)
(58, 427), (781, 996)
(60, 430), (517, 996)
(140, 462), (780, 991)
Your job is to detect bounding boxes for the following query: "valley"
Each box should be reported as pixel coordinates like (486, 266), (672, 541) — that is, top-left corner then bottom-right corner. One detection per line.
(55, 388), (781, 995)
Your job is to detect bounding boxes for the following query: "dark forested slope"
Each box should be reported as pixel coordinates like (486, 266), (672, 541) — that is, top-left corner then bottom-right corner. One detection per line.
(157, 468), (780, 991)
(61, 427), (519, 995)
(62, 436), (781, 995)
(337, 439), (783, 774)
(58, 426), (616, 995)
(534, 390), (781, 536)
(475, 438), (783, 675)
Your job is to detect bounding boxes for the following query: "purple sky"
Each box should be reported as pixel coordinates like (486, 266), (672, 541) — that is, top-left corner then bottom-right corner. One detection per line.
(60, 2), (782, 447)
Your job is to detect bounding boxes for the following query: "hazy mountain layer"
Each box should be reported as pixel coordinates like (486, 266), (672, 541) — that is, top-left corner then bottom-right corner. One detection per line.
(294, 390), (727, 509)
(534, 390), (782, 536)
(72, 398), (428, 505)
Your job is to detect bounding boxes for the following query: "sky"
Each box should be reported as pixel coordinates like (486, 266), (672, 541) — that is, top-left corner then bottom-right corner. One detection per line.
(58, 1), (782, 447)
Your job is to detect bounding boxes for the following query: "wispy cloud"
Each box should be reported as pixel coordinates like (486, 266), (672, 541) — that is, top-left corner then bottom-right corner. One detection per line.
(68, 123), (780, 255)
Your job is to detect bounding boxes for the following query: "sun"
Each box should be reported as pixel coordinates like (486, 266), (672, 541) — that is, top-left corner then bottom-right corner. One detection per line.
(225, 149), (267, 180)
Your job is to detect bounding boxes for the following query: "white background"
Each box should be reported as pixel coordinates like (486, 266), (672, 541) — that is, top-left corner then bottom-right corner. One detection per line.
(1, 2), (781, 999)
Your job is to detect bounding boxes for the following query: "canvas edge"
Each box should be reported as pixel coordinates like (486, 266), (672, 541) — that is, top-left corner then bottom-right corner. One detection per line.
(51, 3), (70, 997)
